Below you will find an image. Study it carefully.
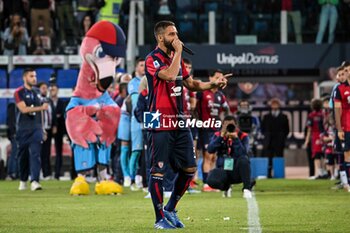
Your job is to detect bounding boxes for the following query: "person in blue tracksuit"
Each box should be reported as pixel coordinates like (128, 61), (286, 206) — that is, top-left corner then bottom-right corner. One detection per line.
(14, 68), (48, 191)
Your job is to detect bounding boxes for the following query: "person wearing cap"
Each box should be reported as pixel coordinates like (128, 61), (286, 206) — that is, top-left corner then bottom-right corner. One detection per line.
(65, 20), (126, 195)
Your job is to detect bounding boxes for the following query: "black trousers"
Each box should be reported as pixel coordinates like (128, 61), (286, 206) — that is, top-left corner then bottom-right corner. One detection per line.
(111, 139), (123, 184)
(41, 129), (52, 178)
(306, 144), (315, 177)
(54, 132), (64, 179)
(263, 144), (284, 178)
(208, 156), (251, 191)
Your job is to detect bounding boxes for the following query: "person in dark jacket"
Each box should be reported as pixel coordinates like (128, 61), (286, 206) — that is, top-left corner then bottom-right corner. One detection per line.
(38, 82), (57, 180)
(261, 98), (290, 178)
(49, 84), (67, 180)
(6, 102), (19, 180)
(207, 115), (253, 199)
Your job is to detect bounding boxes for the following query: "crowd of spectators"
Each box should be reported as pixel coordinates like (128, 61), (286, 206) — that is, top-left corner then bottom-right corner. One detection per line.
(0, 0), (350, 56)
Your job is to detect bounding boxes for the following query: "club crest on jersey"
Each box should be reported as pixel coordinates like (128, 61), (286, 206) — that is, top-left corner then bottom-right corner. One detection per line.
(153, 60), (160, 68)
(158, 162), (164, 168)
(170, 86), (182, 96)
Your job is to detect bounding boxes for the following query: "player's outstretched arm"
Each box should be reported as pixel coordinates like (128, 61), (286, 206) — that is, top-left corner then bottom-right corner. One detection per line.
(183, 73), (232, 91)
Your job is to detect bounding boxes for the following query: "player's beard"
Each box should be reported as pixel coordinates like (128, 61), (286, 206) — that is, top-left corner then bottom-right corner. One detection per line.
(164, 38), (175, 53)
(26, 79), (36, 88)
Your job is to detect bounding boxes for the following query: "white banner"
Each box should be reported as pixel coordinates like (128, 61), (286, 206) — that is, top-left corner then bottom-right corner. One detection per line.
(0, 88), (15, 98)
(68, 55), (82, 64)
(0, 56), (9, 65)
(13, 55), (65, 65)
(0, 88), (73, 98)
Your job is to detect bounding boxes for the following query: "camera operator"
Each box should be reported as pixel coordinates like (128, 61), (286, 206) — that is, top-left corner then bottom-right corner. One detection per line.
(235, 100), (260, 156)
(3, 13), (29, 55)
(207, 115), (253, 199)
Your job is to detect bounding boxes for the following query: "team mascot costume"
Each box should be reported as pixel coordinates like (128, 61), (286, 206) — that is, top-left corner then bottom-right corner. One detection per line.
(65, 21), (125, 195)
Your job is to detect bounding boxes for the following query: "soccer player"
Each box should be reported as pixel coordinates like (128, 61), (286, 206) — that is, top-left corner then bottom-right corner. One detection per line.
(197, 69), (230, 192)
(304, 99), (325, 179)
(330, 64), (347, 188)
(128, 58), (145, 190)
(145, 21), (230, 229)
(14, 68), (48, 191)
(334, 61), (350, 192)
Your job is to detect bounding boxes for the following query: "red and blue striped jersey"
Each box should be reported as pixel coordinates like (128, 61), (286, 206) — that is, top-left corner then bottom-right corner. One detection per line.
(145, 47), (189, 130)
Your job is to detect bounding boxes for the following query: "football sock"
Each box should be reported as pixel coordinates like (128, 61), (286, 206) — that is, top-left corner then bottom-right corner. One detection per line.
(149, 175), (164, 222)
(338, 153), (344, 171)
(340, 171), (348, 185)
(345, 162), (350, 184)
(129, 151), (141, 180)
(165, 171), (194, 211)
(202, 172), (208, 184)
(120, 145), (130, 178)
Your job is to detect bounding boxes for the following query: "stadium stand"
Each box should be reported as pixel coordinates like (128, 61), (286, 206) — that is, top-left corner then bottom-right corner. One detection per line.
(0, 69), (8, 125)
(57, 69), (78, 88)
(9, 68), (24, 89)
(35, 68), (55, 84)
(0, 69), (7, 88)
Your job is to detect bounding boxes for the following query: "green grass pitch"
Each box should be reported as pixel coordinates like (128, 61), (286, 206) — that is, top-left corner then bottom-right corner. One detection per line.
(0, 179), (349, 232)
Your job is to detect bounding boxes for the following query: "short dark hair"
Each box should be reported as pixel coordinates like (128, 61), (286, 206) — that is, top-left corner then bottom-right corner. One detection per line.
(311, 98), (322, 111)
(154, 21), (175, 39)
(239, 99), (250, 105)
(135, 57), (145, 66)
(337, 66), (345, 72)
(37, 82), (48, 88)
(322, 95), (330, 102)
(208, 69), (223, 77)
(224, 115), (236, 122)
(50, 83), (59, 89)
(341, 61), (350, 68)
(23, 68), (35, 77)
(270, 98), (281, 107)
(119, 82), (128, 94)
(183, 58), (192, 65)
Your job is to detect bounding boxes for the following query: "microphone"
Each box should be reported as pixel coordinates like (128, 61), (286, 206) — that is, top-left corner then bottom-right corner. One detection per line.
(182, 44), (194, 55)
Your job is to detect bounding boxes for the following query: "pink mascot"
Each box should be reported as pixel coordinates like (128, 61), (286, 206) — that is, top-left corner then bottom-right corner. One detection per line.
(65, 21), (125, 195)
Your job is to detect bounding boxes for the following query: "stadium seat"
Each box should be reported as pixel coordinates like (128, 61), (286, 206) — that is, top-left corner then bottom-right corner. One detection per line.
(0, 69), (7, 88)
(9, 68), (24, 88)
(250, 157), (268, 179)
(273, 157), (285, 178)
(36, 68), (55, 84)
(0, 99), (8, 125)
(57, 69), (78, 88)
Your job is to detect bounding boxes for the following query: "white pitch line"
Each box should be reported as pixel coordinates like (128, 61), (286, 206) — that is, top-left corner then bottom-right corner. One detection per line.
(246, 193), (262, 233)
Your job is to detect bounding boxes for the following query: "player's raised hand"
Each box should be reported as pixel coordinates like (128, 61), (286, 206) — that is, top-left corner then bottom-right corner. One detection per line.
(215, 73), (233, 89)
(172, 38), (183, 53)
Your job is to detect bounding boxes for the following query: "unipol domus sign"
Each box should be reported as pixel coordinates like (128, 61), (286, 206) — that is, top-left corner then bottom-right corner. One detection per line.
(139, 44), (347, 70)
